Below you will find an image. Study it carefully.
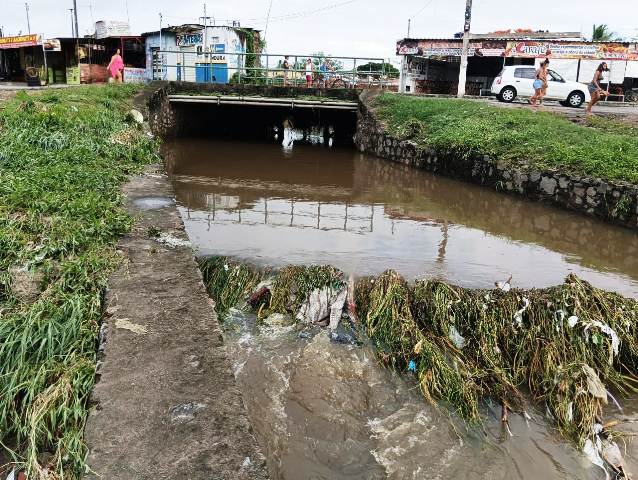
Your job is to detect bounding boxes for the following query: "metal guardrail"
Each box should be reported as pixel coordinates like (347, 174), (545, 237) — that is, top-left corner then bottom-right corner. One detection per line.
(167, 94), (359, 109)
(151, 50), (395, 88)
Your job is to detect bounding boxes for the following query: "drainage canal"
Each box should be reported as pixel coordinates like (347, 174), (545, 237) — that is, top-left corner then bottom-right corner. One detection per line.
(162, 115), (638, 479)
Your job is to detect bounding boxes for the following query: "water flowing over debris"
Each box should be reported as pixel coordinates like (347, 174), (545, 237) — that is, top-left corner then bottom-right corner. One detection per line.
(198, 256), (638, 476)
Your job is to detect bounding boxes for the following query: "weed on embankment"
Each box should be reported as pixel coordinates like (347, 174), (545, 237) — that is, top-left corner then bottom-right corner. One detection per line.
(373, 94), (638, 183)
(0, 85), (159, 478)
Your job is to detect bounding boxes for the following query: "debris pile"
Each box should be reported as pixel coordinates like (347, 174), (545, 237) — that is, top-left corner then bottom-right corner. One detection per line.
(198, 256), (638, 474)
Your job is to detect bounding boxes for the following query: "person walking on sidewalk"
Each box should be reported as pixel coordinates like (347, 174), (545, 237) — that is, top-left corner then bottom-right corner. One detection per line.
(586, 62), (610, 115)
(107, 49), (124, 83)
(530, 59), (549, 107)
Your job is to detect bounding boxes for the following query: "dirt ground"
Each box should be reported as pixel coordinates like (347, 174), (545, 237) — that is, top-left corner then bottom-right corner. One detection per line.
(83, 165), (268, 480)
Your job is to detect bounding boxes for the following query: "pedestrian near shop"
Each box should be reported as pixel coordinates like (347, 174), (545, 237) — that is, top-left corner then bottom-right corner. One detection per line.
(586, 62), (610, 115)
(530, 58), (549, 107)
(107, 48), (124, 83)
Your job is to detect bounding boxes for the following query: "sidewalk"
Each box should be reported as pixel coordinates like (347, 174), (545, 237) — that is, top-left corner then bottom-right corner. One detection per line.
(83, 165), (268, 480)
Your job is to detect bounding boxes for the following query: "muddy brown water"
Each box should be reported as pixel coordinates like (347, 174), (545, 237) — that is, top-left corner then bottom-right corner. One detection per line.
(164, 137), (638, 479)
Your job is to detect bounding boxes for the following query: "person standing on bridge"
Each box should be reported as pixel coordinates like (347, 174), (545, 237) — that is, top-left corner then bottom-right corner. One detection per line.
(107, 48), (124, 84)
(305, 58), (314, 88)
(283, 56), (291, 86)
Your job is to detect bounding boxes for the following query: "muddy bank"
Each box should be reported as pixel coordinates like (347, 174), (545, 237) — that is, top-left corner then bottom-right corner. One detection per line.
(83, 165), (267, 480)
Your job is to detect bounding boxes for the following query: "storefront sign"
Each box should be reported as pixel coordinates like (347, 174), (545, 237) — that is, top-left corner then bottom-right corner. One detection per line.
(208, 54), (226, 64)
(396, 39), (506, 57)
(397, 38), (638, 61)
(124, 67), (146, 83)
(43, 39), (61, 51)
(177, 33), (203, 47)
(96, 20), (132, 39)
(0, 34), (41, 49)
(504, 41), (638, 60)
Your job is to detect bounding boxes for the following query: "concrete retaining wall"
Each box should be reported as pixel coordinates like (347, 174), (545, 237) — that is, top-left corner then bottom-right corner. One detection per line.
(355, 95), (638, 229)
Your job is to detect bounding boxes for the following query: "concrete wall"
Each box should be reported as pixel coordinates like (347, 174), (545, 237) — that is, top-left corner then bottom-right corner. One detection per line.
(355, 93), (638, 229)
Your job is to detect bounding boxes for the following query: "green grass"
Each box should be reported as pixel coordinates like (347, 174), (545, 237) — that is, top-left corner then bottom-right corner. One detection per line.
(373, 93), (638, 183)
(0, 85), (159, 478)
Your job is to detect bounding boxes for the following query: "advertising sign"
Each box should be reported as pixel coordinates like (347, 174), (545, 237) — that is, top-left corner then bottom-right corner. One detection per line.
(504, 41), (638, 60)
(396, 38), (638, 61)
(208, 54), (227, 64)
(43, 39), (61, 52)
(124, 67), (146, 83)
(0, 34), (41, 49)
(396, 39), (506, 57)
(95, 20), (132, 39)
(177, 33), (203, 47)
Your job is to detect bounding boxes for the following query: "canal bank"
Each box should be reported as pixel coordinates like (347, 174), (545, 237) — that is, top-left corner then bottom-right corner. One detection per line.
(356, 90), (638, 229)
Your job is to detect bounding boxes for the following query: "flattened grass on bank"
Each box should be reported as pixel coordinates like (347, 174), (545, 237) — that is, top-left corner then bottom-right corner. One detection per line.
(373, 93), (638, 183)
(0, 85), (158, 478)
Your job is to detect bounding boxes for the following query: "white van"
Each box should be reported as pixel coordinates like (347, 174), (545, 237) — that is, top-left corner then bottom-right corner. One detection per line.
(491, 66), (591, 107)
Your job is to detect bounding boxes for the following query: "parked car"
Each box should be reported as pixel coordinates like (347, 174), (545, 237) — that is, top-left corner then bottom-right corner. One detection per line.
(491, 66), (591, 107)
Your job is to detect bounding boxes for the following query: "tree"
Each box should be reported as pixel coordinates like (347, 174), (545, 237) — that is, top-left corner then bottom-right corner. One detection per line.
(592, 24), (615, 41)
(357, 62), (400, 79)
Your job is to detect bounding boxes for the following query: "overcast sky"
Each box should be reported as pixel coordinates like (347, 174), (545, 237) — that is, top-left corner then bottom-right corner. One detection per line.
(3, 0), (638, 63)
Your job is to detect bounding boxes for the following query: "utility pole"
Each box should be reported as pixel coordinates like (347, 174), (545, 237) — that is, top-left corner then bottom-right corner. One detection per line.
(69, 9), (75, 37)
(203, 4), (208, 52)
(73, 0), (79, 38)
(25, 3), (31, 34)
(407, 18), (411, 38)
(457, 0), (472, 98)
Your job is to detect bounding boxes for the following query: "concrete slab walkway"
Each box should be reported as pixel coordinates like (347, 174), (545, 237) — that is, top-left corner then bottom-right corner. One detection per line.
(84, 165), (268, 480)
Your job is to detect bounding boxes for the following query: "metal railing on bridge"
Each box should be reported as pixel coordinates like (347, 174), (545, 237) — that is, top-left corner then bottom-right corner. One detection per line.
(151, 50), (396, 88)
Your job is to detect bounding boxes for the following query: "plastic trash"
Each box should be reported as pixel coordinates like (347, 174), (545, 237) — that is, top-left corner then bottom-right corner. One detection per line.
(296, 286), (348, 329)
(408, 360), (417, 372)
(248, 286), (271, 308)
(583, 365), (608, 403)
(583, 437), (609, 480)
(495, 274), (513, 292)
(602, 439), (625, 476)
(513, 297), (530, 328)
(449, 325), (466, 349)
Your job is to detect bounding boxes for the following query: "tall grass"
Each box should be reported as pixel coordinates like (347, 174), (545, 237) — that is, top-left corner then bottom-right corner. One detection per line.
(0, 85), (158, 478)
(373, 94), (638, 182)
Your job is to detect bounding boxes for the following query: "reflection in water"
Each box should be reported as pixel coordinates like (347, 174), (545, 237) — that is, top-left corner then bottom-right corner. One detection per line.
(164, 137), (638, 480)
(165, 138), (638, 297)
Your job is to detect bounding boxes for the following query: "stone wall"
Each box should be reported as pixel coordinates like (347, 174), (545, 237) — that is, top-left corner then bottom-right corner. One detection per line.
(147, 83), (183, 138)
(355, 94), (638, 229)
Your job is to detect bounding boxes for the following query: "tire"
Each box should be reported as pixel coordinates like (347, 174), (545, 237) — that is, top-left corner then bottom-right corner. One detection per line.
(498, 86), (516, 103)
(566, 91), (585, 108)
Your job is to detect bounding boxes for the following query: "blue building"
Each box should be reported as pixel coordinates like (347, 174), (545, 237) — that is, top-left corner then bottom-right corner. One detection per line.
(142, 24), (260, 83)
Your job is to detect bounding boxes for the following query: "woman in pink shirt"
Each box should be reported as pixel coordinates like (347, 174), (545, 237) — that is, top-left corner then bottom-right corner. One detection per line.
(107, 49), (124, 83)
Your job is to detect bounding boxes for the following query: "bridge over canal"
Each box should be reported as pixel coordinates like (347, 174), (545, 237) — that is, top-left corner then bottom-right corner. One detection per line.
(148, 82), (364, 142)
